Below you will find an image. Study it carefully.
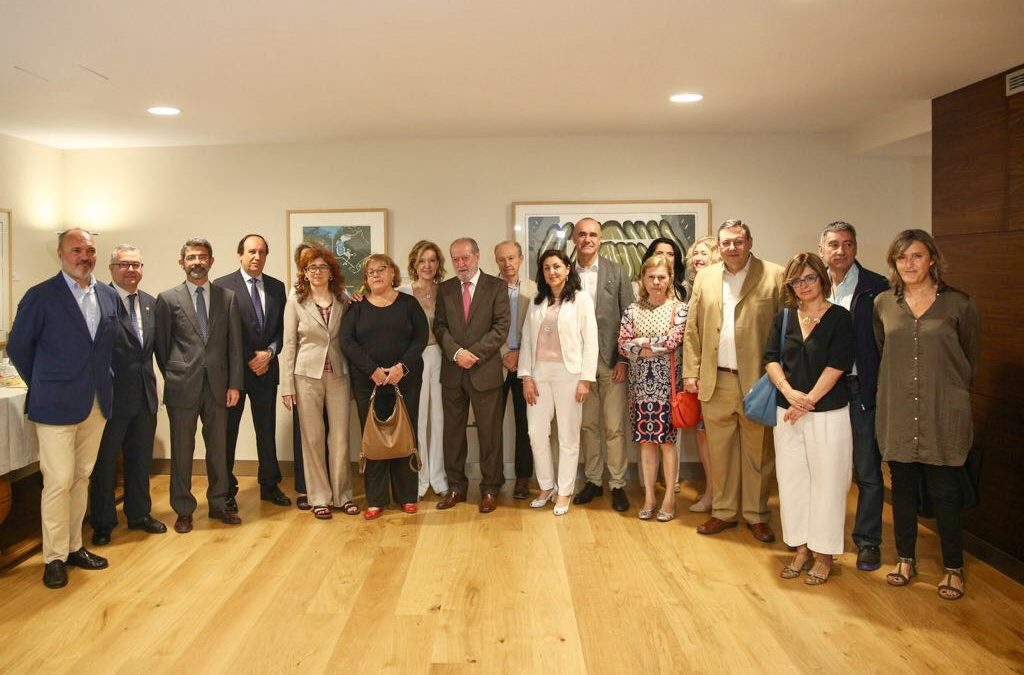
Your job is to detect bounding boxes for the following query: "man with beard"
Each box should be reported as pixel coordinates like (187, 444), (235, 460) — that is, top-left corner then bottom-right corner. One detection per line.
(154, 238), (244, 533)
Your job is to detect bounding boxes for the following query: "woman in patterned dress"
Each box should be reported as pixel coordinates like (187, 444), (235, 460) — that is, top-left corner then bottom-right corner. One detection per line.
(618, 254), (688, 521)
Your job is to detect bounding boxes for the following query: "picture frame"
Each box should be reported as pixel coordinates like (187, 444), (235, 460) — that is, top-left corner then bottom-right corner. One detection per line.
(285, 208), (388, 297)
(511, 200), (712, 282)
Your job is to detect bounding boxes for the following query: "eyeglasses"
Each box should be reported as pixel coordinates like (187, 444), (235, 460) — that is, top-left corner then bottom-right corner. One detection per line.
(719, 238), (747, 250)
(305, 265), (330, 274)
(788, 273), (820, 288)
(183, 254), (210, 262)
(112, 262), (144, 271)
(366, 266), (389, 277)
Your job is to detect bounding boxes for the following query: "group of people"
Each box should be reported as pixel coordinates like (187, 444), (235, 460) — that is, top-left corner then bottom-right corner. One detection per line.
(7, 218), (979, 601)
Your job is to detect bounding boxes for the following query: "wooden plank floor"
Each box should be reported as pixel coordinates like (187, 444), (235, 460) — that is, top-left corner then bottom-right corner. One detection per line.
(1, 475), (1022, 674)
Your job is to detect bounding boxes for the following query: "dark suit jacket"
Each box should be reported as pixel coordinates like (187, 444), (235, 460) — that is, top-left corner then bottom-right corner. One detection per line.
(433, 271), (510, 391)
(109, 285), (159, 417)
(847, 260), (890, 405)
(7, 272), (119, 424)
(213, 270), (286, 400)
(153, 282), (244, 408)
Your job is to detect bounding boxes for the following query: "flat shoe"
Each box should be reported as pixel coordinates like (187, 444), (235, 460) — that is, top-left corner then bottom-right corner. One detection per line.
(656, 510), (675, 522)
(363, 507), (383, 521)
(312, 505), (332, 520)
(938, 567), (965, 600)
(638, 509), (655, 521)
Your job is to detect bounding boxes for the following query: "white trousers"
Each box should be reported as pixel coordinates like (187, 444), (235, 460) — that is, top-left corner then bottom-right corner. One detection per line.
(36, 401), (106, 563)
(417, 344), (448, 494)
(773, 405), (853, 555)
(526, 361), (582, 497)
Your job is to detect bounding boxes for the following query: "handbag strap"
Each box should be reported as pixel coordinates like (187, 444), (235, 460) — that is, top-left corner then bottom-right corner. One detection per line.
(666, 301), (678, 397)
(778, 308), (789, 364)
(369, 383), (404, 423)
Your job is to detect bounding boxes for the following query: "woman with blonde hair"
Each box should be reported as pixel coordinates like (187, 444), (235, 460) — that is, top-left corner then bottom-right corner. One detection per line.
(280, 246), (358, 519)
(398, 240), (450, 499)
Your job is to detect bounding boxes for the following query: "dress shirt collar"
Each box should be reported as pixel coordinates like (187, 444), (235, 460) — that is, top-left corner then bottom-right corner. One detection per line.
(575, 257), (600, 273)
(239, 267), (263, 284)
(723, 254), (752, 278)
(62, 271), (97, 293)
(112, 283), (139, 301)
(461, 268), (481, 287)
(185, 279), (210, 295)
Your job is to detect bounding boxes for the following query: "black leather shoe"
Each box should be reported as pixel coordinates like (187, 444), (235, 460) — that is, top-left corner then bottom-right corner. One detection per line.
(66, 547), (109, 570)
(209, 510), (242, 525)
(128, 516), (168, 534)
(611, 487), (630, 512)
(260, 486), (292, 507)
(573, 482), (603, 505)
(857, 545), (882, 571)
(224, 495), (239, 513)
(296, 495), (311, 511)
(43, 560), (68, 589)
(91, 529), (111, 546)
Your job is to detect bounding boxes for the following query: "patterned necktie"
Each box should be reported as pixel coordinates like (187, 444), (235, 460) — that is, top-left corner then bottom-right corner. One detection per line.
(196, 286), (209, 342)
(462, 281), (472, 321)
(128, 293), (143, 344)
(249, 278), (265, 332)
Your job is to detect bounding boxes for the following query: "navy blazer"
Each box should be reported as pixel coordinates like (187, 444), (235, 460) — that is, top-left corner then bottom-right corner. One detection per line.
(212, 269), (286, 399)
(847, 260), (890, 406)
(109, 285), (159, 417)
(7, 272), (119, 424)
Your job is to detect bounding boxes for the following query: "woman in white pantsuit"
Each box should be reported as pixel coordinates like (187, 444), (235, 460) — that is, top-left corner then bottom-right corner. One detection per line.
(764, 252), (855, 585)
(519, 249), (598, 516)
(398, 240), (449, 499)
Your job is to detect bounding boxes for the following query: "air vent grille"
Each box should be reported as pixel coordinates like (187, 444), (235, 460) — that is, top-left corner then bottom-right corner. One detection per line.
(1008, 67), (1024, 96)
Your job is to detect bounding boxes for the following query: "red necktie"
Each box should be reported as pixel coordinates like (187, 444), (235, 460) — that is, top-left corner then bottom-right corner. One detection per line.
(462, 281), (472, 321)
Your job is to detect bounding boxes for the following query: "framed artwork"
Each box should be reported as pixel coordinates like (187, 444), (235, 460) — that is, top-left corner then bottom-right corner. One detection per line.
(285, 208), (388, 297)
(511, 200), (712, 282)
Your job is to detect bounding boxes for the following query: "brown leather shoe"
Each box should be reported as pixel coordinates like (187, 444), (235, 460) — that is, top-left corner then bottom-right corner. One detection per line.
(436, 489), (466, 510)
(209, 510), (242, 525)
(174, 515), (193, 534)
(513, 478), (530, 500)
(696, 517), (738, 535)
(748, 522), (776, 543)
(479, 492), (498, 514)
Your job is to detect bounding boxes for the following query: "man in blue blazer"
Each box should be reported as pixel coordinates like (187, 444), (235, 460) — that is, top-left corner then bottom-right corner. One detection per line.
(88, 244), (167, 546)
(7, 228), (120, 589)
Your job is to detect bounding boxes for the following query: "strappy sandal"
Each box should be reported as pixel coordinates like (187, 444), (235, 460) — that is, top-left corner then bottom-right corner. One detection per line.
(938, 567), (965, 601)
(805, 564), (831, 586)
(338, 501), (361, 516)
(886, 557), (917, 587)
(780, 555), (814, 579)
(312, 505), (332, 520)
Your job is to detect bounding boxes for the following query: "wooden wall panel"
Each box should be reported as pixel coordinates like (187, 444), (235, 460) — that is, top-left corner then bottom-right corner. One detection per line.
(1008, 89), (1024, 231)
(932, 76), (1008, 235)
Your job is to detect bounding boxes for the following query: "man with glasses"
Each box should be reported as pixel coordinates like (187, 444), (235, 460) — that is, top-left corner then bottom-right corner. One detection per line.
(682, 220), (784, 543)
(819, 221), (889, 571)
(88, 245), (167, 546)
(155, 238), (244, 533)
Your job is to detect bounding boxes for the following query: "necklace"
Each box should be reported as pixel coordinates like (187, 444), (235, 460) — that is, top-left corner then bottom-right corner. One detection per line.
(799, 303), (829, 325)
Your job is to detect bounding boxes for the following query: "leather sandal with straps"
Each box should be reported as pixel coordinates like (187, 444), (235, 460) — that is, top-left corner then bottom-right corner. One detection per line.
(938, 567), (965, 600)
(886, 557), (917, 587)
(312, 505), (332, 520)
(780, 555), (814, 579)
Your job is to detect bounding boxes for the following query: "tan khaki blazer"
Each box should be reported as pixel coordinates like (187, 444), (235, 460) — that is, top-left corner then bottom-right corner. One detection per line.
(682, 256), (785, 402)
(279, 293), (348, 397)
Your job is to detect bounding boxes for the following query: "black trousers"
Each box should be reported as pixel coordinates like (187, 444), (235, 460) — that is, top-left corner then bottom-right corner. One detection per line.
(503, 370), (533, 480)
(225, 390), (281, 496)
(88, 409), (158, 531)
(889, 461), (965, 568)
(352, 377), (420, 508)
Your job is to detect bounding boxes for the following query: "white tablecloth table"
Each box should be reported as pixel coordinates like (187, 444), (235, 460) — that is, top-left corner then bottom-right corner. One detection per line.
(0, 387), (38, 475)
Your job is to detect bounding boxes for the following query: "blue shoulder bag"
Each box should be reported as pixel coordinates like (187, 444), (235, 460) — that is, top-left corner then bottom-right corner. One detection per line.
(742, 308), (789, 427)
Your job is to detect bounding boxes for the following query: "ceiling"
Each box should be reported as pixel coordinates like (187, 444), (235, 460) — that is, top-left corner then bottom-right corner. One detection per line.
(1, 0), (1023, 150)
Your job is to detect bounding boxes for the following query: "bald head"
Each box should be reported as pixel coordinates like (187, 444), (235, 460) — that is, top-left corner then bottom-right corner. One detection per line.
(57, 228), (97, 286)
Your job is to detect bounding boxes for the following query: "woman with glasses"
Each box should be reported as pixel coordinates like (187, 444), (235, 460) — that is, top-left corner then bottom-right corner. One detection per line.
(341, 254), (429, 520)
(875, 230), (979, 600)
(279, 246), (358, 520)
(763, 252), (854, 585)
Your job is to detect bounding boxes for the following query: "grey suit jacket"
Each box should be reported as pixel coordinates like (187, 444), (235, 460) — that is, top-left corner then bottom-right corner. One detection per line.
(433, 271), (511, 390)
(589, 256), (635, 368)
(154, 282), (245, 408)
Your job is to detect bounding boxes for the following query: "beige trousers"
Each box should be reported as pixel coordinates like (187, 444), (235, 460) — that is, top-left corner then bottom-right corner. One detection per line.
(580, 360), (629, 489)
(294, 372), (352, 508)
(36, 401), (106, 563)
(701, 371), (775, 524)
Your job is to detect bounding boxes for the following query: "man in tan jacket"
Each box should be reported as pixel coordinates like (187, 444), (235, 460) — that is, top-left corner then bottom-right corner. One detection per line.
(683, 220), (784, 543)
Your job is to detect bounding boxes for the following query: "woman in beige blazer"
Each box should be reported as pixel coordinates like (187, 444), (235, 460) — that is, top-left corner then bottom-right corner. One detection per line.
(279, 246), (358, 519)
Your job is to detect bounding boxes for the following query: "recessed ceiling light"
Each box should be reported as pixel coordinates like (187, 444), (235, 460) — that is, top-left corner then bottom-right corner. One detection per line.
(670, 93), (703, 104)
(147, 106), (181, 116)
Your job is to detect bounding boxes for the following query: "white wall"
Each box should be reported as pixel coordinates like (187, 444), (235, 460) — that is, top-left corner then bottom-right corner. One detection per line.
(13, 131), (921, 468)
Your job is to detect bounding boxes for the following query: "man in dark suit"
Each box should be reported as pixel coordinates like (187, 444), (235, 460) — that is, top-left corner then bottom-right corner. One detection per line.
(154, 238), (245, 534)
(213, 234), (290, 510)
(7, 228), (119, 588)
(433, 237), (511, 513)
(88, 244), (166, 546)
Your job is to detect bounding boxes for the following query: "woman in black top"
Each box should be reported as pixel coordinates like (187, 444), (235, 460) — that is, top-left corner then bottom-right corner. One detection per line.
(340, 254), (429, 519)
(764, 252), (855, 586)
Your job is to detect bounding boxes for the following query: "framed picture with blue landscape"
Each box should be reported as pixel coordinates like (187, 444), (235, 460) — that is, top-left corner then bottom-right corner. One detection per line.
(286, 208), (388, 297)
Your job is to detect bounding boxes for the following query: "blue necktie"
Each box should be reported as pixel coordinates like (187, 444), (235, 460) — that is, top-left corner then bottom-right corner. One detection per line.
(128, 293), (143, 344)
(196, 287), (209, 342)
(250, 278), (265, 333)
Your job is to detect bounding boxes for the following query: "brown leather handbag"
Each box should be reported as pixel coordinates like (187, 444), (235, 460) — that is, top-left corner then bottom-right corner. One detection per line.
(359, 385), (421, 474)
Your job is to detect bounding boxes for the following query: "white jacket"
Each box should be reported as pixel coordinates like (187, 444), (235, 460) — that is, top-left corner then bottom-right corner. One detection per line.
(518, 291), (598, 381)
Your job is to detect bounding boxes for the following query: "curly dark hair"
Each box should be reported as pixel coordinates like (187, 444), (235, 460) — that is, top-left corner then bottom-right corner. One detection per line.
(642, 237), (687, 301)
(534, 249), (582, 306)
(294, 246), (346, 303)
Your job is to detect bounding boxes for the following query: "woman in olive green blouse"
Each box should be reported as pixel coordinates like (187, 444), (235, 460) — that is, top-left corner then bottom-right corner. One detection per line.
(873, 229), (980, 600)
